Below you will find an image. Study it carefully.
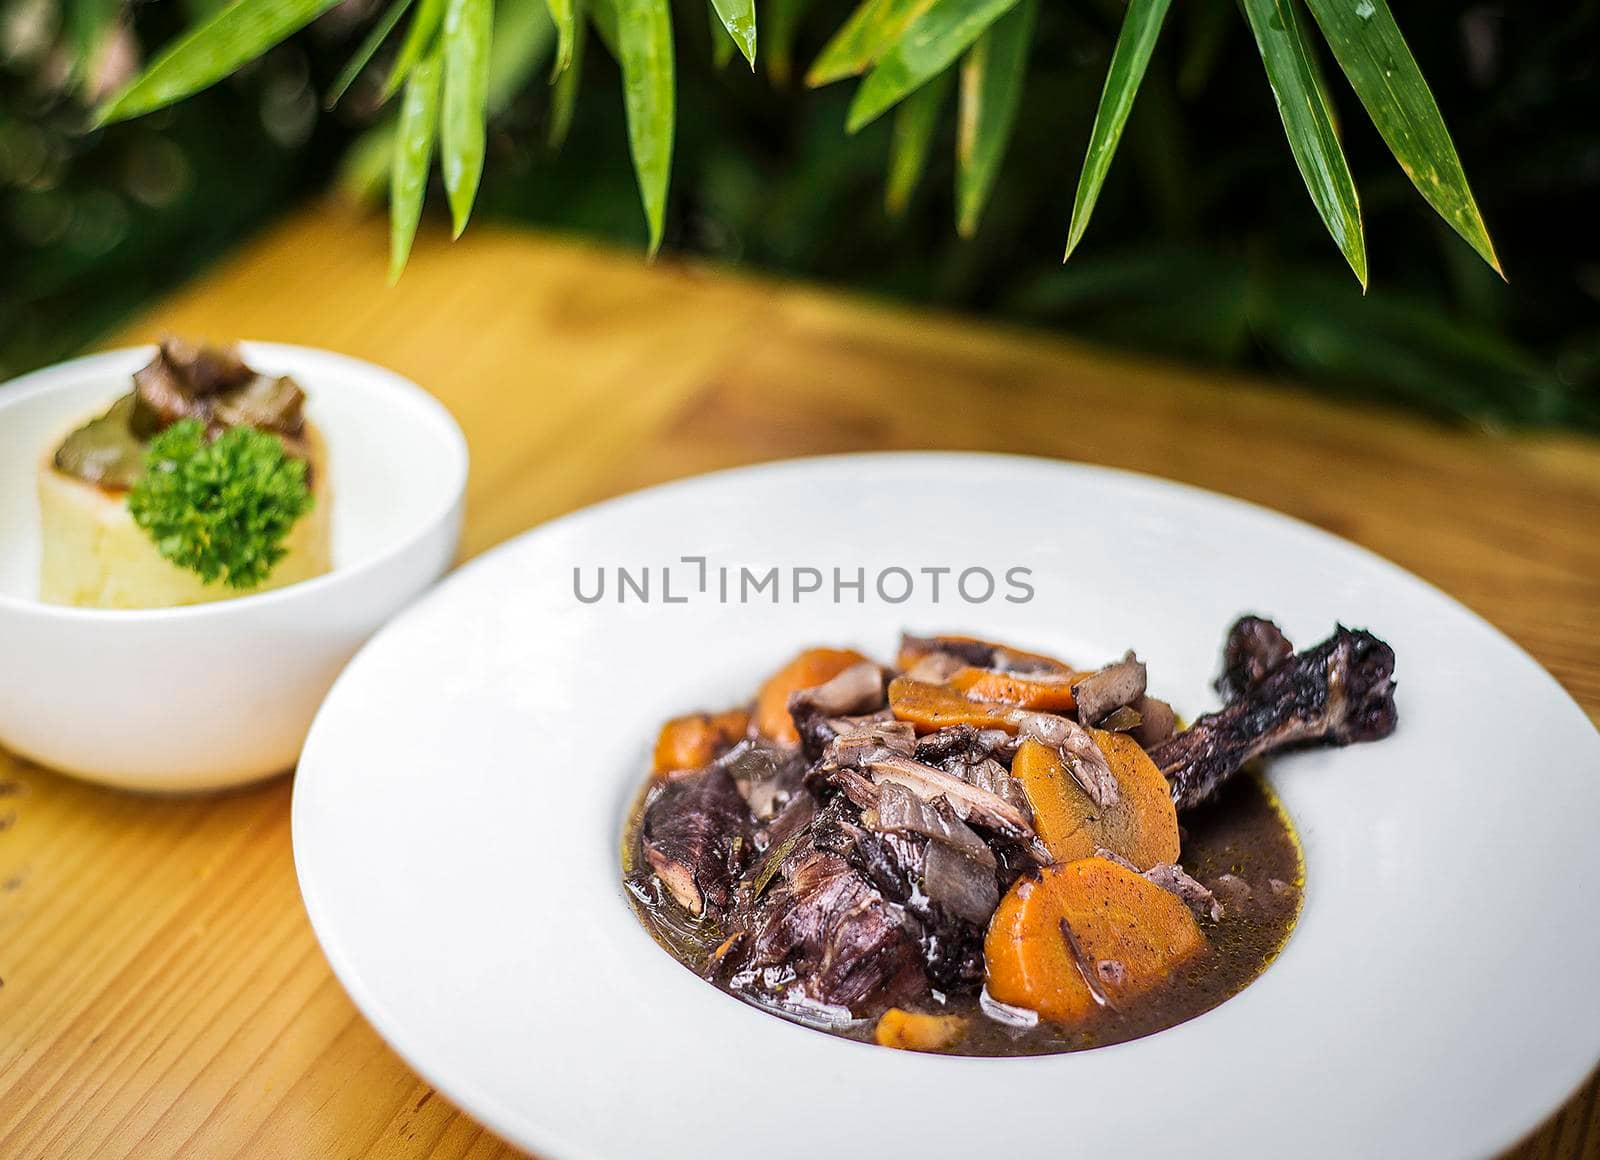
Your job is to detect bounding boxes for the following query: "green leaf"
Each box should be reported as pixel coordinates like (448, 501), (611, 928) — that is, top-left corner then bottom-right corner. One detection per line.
(1302, 0), (1500, 275)
(95, 0), (345, 124)
(547, 0), (575, 72)
(383, 0), (448, 97)
(807, 0), (934, 88)
(327, 0), (415, 108)
(845, 0), (1018, 133)
(549, 0), (586, 147)
(710, 0), (756, 67)
(1062, 0), (1171, 259)
(588, 0), (617, 52)
(885, 69), (950, 215)
(764, 0), (808, 86)
(955, 0), (1031, 237)
(598, 0), (675, 254)
(709, 0), (735, 68)
(487, 0), (556, 106)
(389, 49), (443, 281)
(1240, 0), (1365, 287)
(343, 0), (547, 204)
(440, 0), (493, 237)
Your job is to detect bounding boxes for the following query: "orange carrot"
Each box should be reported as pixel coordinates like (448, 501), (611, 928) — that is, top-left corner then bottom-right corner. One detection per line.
(652, 709), (751, 776)
(874, 1008), (969, 1052)
(887, 676), (1023, 734)
(897, 634), (1073, 674)
(755, 648), (868, 745)
(1009, 731), (1180, 868)
(984, 857), (1205, 1026)
(947, 666), (1079, 713)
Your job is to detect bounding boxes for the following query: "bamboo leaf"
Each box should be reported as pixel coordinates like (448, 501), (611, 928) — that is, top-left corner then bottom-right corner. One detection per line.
(885, 69), (950, 215)
(710, 0), (757, 67)
(764, 0), (808, 86)
(955, 0), (1031, 237)
(594, 0), (675, 254)
(487, 0), (555, 107)
(807, 0), (933, 88)
(549, 0), (586, 147)
(440, 0), (492, 237)
(1240, 0), (1364, 286)
(341, 0), (548, 201)
(389, 50), (443, 282)
(845, 0), (1019, 132)
(1302, 0), (1499, 274)
(709, 0), (735, 68)
(1062, 0), (1171, 259)
(95, 0), (344, 124)
(588, 0), (617, 52)
(547, 0), (574, 72)
(384, 0), (448, 97)
(327, 0), (415, 108)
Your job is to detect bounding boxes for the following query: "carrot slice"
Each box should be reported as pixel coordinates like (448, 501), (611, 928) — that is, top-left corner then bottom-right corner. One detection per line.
(1010, 731), (1180, 868)
(874, 1008), (968, 1052)
(947, 666), (1079, 713)
(755, 647), (868, 745)
(887, 676), (1023, 734)
(984, 857), (1205, 1026)
(652, 709), (751, 775)
(897, 634), (1072, 674)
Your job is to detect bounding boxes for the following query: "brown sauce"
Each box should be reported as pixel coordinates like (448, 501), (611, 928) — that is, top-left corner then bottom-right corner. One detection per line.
(623, 768), (1303, 1056)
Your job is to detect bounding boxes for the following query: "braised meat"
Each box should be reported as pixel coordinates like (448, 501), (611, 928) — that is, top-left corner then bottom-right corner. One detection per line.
(1154, 625), (1399, 810)
(641, 764), (752, 916)
(627, 619), (1395, 1055)
(1214, 615), (1295, 703)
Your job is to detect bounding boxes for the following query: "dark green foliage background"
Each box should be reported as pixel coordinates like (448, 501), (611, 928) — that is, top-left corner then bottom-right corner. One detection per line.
(3, 0), (1596, 428)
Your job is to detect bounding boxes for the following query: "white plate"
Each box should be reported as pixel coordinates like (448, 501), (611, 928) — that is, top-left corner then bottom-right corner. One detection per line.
(292, 453), (1600, 1160)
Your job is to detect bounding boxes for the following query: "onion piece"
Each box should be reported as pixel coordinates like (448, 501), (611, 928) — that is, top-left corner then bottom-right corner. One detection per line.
(922, 840), (999, 925)
(866, 782), (996, 868)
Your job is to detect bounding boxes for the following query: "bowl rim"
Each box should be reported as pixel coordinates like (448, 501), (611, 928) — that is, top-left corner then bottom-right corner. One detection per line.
(0, 341), (469, 622)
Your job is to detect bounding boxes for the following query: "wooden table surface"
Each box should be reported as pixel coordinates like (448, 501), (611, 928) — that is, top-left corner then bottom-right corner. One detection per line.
(2, 202), (1598, 1159)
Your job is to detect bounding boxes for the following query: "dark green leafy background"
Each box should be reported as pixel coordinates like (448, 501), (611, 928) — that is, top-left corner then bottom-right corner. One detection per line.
(2, 0), (1597, 430)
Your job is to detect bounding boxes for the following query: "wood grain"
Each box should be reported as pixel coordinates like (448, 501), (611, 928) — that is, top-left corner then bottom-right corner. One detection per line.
(1, 202), (1597, 1159)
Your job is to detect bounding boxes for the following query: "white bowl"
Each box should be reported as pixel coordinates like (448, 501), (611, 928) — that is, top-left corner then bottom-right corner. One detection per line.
(0, 343), (468, 791)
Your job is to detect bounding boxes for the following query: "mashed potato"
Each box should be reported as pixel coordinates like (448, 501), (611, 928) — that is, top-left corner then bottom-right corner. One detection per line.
(38, 423), (331, 609)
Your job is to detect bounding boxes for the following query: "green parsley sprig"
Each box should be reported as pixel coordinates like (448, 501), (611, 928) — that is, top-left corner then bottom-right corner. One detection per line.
(127, 419), (313, 590)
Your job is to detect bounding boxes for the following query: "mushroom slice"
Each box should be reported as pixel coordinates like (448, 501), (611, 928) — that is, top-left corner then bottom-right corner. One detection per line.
(1071, 651), (1148, 726)
(1095, 847), (1223, 921)
(788, 661), (887, 720)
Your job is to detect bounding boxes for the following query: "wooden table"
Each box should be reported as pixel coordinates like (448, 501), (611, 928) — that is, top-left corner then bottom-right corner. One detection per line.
(3, 202), (1597, 1159)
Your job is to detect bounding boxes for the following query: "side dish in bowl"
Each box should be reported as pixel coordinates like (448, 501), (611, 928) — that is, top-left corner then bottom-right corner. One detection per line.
(41, 337), (330, 608)
(625, 618), (1398, 1055)
(0, 341), (466, 789)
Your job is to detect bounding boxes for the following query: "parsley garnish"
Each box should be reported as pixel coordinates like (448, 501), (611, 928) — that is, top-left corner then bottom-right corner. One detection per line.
(127, 419), (312, 590)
